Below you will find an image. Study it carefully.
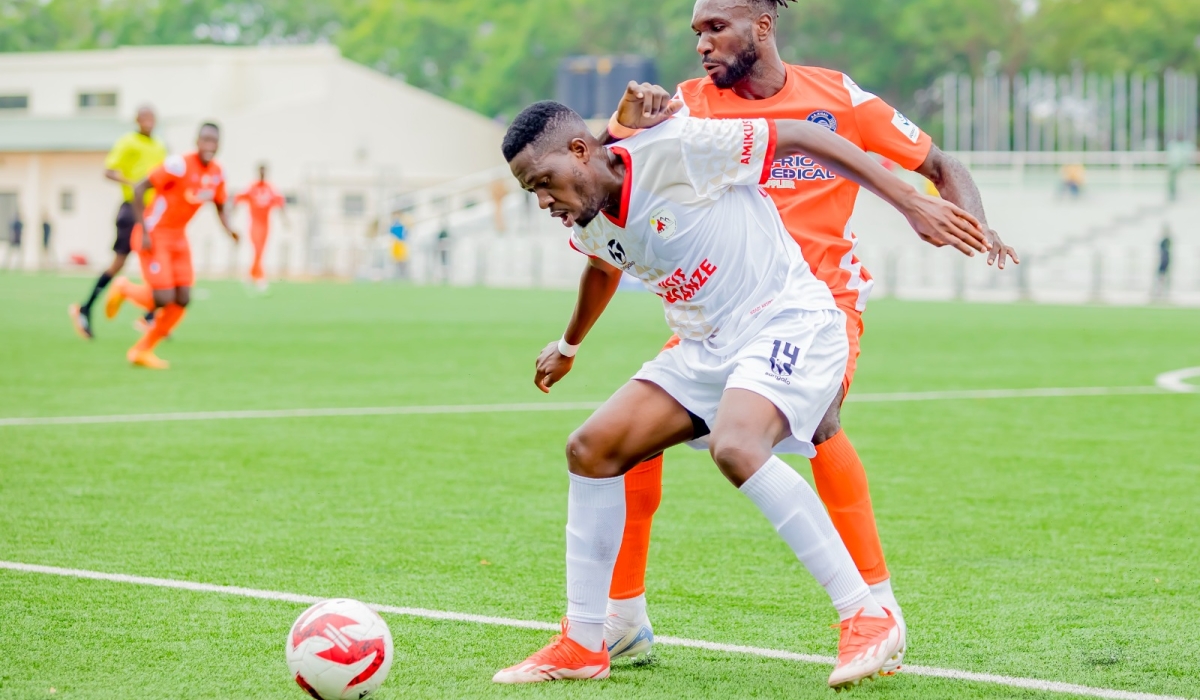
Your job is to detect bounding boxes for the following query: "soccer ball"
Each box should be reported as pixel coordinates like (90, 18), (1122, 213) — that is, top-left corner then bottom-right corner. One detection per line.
(286, 599), (394, 700)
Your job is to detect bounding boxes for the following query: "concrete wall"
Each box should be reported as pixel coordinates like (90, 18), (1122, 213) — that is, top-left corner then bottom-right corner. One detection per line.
(0, 45), (506, 276)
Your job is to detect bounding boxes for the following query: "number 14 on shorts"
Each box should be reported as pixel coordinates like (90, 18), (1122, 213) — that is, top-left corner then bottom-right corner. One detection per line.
(769, 340), (800, 376)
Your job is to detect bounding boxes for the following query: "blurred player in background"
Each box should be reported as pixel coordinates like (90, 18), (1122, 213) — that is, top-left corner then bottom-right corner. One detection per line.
(70, 105), (165, 339)
(235, 163), (287, 292)
(494, 100), (986, 689)
(595, 0), (1019, 666)
(105, 123), (239, 369)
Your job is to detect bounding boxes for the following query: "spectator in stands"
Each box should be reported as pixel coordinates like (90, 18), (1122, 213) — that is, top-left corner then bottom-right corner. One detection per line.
(389, 211), (411, 280)
(3, 211), (22, 269)
(1154, 223), (1172, 300)
(1166, 139), (1193, 202)
(40, 212), (53, 270)
(1059, 163), (1085, 199)
(435, 223), (451, 284)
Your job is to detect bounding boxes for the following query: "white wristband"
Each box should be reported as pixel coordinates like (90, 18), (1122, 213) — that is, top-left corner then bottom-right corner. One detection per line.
(557, 338), (580, 358)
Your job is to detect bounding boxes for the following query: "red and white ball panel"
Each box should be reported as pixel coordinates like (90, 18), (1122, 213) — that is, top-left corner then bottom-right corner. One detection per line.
(286, 598), (394, 700)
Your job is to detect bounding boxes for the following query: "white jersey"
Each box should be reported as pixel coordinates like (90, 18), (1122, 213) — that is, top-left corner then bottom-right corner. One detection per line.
(571, 117), (836, 353)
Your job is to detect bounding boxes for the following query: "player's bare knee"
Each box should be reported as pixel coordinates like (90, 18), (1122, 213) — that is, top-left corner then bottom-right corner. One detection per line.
(564, 430), (621, 479)
(812, 413), (841, 445)
(811, 390), (843, 446)
(152, 290), (174, 308)
(176, 289), (191, 307)
(709, 436), (769, 487)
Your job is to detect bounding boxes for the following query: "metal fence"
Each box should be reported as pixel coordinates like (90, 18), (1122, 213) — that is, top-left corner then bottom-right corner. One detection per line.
(941, 70), (1199, 152)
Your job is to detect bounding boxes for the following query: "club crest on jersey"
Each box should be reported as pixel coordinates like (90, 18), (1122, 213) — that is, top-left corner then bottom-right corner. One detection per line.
(149, 262), (161, 273)
(606, 239), (635, 271)
(649, 207), (678, 241)
(805, 110), (838, 132)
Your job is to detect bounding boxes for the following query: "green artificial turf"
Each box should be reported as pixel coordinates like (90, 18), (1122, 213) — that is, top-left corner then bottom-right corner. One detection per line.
(0, 273), (1197, 699)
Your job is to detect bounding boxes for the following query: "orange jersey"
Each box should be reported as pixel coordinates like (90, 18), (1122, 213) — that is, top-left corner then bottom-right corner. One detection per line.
(144, 153), (227, 238)
(675, 65), (933, 312)
(235, 181), (285, 229)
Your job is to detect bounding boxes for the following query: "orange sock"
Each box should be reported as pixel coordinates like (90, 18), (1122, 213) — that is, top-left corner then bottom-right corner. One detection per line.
(250, 243), (266, 281)
(117, 278), (155, 312)
(810, 430), (889, 584)
(130, 303), (185, 355)
(608, 454), (663, 599)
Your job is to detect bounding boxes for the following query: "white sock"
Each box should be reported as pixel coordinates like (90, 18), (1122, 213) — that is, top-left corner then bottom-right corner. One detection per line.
(740, 456), (886, 621)
(607, 593), (647, 622)
(870, 579), (905, 635)
(869, 579), (901, 616)
(565, 472), (627, 652)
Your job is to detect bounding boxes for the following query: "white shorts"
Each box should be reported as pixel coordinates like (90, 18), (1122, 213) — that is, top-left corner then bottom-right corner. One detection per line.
(633, 307), (848, 458)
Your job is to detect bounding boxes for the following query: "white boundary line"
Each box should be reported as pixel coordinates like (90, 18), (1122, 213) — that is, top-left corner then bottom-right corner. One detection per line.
(0, 561), (1190, 700)
(0, 385), (1182, 428)
(1155, 367), (1200, 394)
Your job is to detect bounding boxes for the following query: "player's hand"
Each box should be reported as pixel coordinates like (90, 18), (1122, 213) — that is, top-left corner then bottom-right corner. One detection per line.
(140, 232), (152, 254)
(615, 81), (683, 132)
(984, 228), (1019, 269)
(902, 194), (989, 256)
(535, 341), (574, 394)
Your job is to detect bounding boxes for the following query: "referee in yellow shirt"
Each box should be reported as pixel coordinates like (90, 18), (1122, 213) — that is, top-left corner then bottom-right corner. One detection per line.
(70, 105), (167, 339)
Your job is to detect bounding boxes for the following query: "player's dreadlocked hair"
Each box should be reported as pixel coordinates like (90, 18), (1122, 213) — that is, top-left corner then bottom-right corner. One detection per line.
(502, 101), (585, 162)
(754, 0), (794, 15)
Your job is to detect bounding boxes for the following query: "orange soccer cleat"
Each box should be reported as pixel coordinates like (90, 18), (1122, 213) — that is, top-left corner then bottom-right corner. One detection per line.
(104, 278), (128, 319)
(492, 618), (610, 684)
(126, 348), (170, 370)
(828, 609), (903, 691)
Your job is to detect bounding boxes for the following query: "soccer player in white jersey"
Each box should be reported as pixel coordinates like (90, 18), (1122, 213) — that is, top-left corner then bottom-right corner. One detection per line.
(493, 101), (985, 690)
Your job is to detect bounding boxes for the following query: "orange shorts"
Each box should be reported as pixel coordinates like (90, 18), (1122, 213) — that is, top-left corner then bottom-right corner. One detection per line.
(133, 227), (194, 290)
(660, 306), (864, 396)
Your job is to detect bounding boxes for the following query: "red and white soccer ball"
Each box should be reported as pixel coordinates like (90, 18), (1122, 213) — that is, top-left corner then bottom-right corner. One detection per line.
(287, 599), (394, 700)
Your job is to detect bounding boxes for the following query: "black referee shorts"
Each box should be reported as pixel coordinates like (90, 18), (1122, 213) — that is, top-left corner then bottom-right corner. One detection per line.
(113, 201), (135, 255)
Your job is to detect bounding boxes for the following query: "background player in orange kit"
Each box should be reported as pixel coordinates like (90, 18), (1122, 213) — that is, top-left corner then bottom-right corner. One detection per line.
(235, 163), (287, 292)
(107, 122), (239, 369)
(594, 0), (1020, 666)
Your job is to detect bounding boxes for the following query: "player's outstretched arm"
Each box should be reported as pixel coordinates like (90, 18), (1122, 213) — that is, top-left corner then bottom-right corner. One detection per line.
(216, 201), (240, 243)
(130, 178), (153, 252)
(917, 146), (1019, 268)
(775, 119), (989, 257)
(599, 82), (683, 145)
(535, 257), (623, 394)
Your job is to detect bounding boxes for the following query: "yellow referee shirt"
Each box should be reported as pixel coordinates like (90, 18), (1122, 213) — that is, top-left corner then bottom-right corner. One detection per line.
(104, 131), (167, 204)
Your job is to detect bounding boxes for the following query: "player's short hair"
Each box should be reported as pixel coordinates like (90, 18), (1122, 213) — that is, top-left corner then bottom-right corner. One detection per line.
(502, 101), (586, 162)
(199, 121), (220, 135)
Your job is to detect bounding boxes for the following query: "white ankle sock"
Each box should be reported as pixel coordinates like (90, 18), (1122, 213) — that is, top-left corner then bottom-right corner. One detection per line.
(567, 620), (606, 652)
(564, 472), (626, 652)
(740, 457), (886, 621)
(869, 579), (901, 616)
(607, 593), (647, 621)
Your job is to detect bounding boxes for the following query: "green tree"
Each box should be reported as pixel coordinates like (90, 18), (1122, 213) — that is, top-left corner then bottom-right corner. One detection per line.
(1, 0), (1197, 121)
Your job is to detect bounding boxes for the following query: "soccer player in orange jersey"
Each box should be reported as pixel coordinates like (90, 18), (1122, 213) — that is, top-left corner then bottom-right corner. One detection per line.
(235, 164), (287, 291)
(106, 123), (239, 369)
(594, 0), (1019, 667)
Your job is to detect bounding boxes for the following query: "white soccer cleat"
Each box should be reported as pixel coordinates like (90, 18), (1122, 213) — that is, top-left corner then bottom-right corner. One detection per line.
(605, 608), (655, 662)
(828, 608), (903, 691)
